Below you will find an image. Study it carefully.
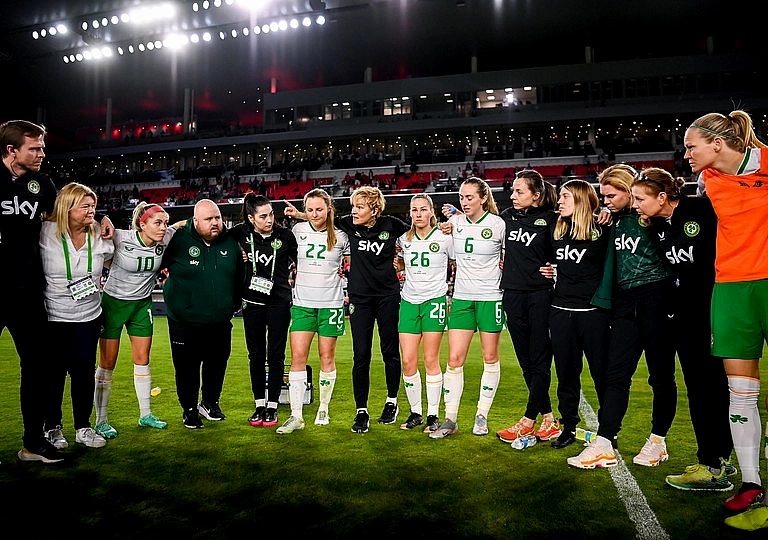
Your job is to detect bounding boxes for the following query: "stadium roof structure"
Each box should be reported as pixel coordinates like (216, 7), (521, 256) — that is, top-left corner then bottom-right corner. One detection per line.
(1, 0), (762, 135)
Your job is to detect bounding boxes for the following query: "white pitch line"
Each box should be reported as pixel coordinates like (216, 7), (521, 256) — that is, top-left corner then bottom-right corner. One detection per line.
(579, 392), (670, 540)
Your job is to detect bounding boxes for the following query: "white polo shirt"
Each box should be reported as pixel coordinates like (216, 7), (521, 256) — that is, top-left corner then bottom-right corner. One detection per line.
(40, 221), (114, 322)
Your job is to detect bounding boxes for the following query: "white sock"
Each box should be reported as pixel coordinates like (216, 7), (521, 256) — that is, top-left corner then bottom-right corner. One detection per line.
(318, 369), (336, 409)
(442, 366), (464, 421)
(134, 364), (152, 418)
(403, 372), (422, 415)
(94, 367), (113, 424)
(288, 370), (307, 419)
(255, 399), (266, 408)
(476, 361), (500, 417)
(425, 372), (443, 417)
(728, 376), (762, 486)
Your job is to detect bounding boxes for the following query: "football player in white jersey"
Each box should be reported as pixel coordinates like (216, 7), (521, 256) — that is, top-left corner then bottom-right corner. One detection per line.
(277, 189), (350, 433)
(94, 202), (177, 438)
(396, 194), (454, 433)
(430, 177), (506, 439)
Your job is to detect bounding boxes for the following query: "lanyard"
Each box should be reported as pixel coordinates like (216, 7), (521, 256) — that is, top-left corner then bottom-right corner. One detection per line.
(250, 233), (277, 279)
(61, 233), (92, 281)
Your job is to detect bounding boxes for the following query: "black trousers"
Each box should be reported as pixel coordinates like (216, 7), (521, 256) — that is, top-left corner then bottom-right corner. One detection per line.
(503, 288), (554, 419)
(549, 307), (610, 428)
(348, 294), (401, 409)
(0, 290), (53, 449)
(168, 317), (232, 412)
(598, 279), (677, 444)
(46, 318), (101, 431)
(675, 286), (733, 468)
(242, 300), (292, 404)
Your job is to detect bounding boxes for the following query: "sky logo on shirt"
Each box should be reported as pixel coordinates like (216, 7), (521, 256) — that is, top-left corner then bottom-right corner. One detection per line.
(556, 245), (586, 263)
(614, 234), (639, 253)
(666, 245), (694, 265)
(507, 227), (536, 246)
(0, 196), (38, 219)
(357, 240), (384, 254)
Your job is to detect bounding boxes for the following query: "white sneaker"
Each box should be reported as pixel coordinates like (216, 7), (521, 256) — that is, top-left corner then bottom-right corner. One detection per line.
(276, 416), (306, 434)
(566, 441), (618, 469)
(314, 409), (330, 426)
(75, 427), (107, 448)
(45, 425), (68, 449)
(472, 414), (489, 436)
(633, 437), (668, 467)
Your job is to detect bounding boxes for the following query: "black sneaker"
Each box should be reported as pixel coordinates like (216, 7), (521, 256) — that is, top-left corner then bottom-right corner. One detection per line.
(423, 415), (441, 433)
(377, 402), (398, 425)
(551, 426), (576, 449)
(183, 408), (204, 429)
(263, 407), (278, 427)
(17, 439), (65, 464)
(400, 412), (424, 430)
(249, 406), (266, 427)
(198, 400), (226, 421)
(351, 410), (370, 433)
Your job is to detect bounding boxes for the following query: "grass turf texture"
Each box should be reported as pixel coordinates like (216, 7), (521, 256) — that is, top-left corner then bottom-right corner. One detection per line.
(1, 317), (766, 539)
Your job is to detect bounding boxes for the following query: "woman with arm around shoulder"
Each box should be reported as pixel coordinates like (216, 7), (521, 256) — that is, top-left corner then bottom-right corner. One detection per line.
(397, 194), (454, 433)
(234, 192), (298, 429)
(288, 186), (409, 433)
(430, 177), (506, 439)
(494, 170), (562, 445)
(39, 182), (114, 452)
(631, 167), (733, 492)
(277, 189), (350, 433)
(93, 202), (178, 440)
(567, 164), (678, 470)
(546, 179), (612, 450)
(683, 110), (768, 531)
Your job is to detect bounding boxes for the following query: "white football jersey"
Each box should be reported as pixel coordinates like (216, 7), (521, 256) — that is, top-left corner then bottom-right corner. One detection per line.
(292, 221), (350, 308)
(450, 212), (504, 301)
(104, 228), (176, 300)
(397, 227), (454, 304)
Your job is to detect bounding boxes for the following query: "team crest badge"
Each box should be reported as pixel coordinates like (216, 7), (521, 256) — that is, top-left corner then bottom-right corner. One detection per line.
(481, 228), (493, 239)
(155, 245), (164, 255)
(683, 221), (700, 237)
(189, 246), (201, 257)
(379, 232), (390, 240)
(429, 242), (440, 253)
(271, 239), (283, 250)
(27, 180), (41, 194)
(590, 229), (600, 241)
(534, 218), (547, 226)
(349, 303), (355, 314)
(638, 216), (648, 227)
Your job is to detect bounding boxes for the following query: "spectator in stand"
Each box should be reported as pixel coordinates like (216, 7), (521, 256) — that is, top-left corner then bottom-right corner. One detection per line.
(630, 167), (734, 493)
(285, 186), (409, 433)
(395, 194), (454, 432)
(682, 110), (768, 532)
(431, 178), (506, 439)
(161, 199), (244, 429)
(93, 202), (180, 440)
(231, 193), (298, 429)
(495, 170), (561, 445)
(40, 182), (114, 450)
(277, 189), (350, 433)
